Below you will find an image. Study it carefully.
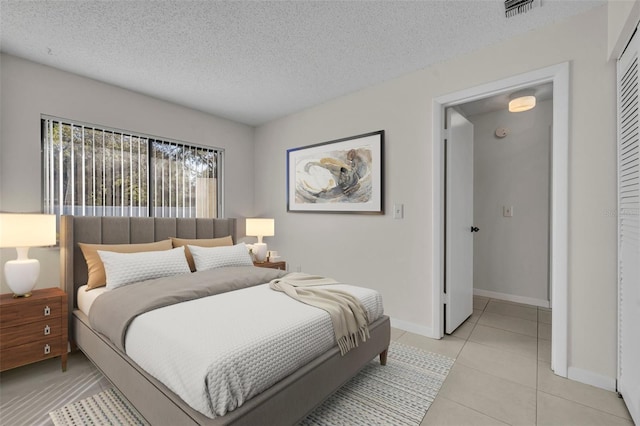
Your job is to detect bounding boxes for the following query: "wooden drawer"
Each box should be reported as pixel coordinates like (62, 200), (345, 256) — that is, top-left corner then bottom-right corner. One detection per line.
(0, 317), (62, 350)
(0, 296), (62, 328)
(0, 288), (68, 372)
(0, 338), (64, 371)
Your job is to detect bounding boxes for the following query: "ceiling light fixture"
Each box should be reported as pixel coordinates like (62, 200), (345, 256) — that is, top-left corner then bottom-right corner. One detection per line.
(508, 89), (536, 113)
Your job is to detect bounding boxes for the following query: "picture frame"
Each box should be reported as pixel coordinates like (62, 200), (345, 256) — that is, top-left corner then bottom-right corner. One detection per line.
(287, 130), (384, 214)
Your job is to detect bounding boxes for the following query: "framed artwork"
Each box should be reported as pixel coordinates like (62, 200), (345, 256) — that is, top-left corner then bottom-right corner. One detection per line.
(287, 130), (384, 214)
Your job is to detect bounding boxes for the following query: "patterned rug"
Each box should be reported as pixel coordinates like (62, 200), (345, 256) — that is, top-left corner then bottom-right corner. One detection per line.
(49, 387), (149, 426)
(49, 342), (454, 426)
(299, 342), (454, 425)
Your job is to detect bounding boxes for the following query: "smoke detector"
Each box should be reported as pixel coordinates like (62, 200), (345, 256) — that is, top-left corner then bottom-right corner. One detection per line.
(495, 127), (510, 138)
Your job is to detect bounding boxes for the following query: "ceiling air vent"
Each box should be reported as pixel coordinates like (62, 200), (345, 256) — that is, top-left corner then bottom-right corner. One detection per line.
(505, 0), (536, 17)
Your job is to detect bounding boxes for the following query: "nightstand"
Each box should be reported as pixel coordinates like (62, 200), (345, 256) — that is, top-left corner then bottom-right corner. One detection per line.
(254, 260), (287, 270)
(0, 287), (68, 372)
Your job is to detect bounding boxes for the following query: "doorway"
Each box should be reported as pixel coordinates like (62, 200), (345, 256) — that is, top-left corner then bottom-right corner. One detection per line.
(464, 85), (552, 308)
(431, 63), (569, 378)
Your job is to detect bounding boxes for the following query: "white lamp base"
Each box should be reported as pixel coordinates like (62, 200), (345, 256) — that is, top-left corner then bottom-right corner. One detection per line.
(253, 243), (268, 263)
(4, 250), (39, 297)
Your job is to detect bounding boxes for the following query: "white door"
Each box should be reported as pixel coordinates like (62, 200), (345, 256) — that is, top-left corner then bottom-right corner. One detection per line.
(445, 108), (475, 334)
(617, 26), (640, 425)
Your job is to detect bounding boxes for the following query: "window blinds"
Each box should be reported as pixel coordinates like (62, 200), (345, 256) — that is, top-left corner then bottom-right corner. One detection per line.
(42, 117), (222, 219)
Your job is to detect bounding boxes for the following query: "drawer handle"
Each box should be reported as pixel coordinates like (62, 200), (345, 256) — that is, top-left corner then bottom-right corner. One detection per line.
(44, 344), (51, 355)
(44, 306), (51, 316)
(44, 325), (51, 336)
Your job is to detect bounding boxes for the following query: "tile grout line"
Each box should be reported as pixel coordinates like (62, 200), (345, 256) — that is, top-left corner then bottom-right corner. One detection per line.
(422, 296), (486, 424)
(468, 319), (539, 360)
(448, 299), (536, 425)
(464, 337), (539, 362)
(438, 395), (511, 425)
(464, 302), (540, 389)
(536, 389), (634, 422)
(452, 355), (538, 390)
(474, 321), (538, 339)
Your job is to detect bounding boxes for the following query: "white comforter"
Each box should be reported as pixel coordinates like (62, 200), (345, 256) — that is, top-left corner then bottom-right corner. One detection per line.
(124, 283), (384, 418)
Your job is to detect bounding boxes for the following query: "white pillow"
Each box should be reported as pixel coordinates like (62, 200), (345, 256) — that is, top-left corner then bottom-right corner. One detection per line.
(98, 246), (191, 290)
(188, 243), (254, 271)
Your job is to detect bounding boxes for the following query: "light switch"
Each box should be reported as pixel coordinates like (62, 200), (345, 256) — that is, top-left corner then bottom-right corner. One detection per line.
(503, 206), (514, 217)
(393, 204), (404, 219)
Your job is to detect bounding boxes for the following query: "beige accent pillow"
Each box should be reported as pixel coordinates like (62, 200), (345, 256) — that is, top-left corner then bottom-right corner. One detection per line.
(171, 236), (233, 272)
(79, 240), (173, 290)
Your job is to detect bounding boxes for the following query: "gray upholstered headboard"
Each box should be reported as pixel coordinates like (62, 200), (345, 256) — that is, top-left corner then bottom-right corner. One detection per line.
(60, 216), (237, 316)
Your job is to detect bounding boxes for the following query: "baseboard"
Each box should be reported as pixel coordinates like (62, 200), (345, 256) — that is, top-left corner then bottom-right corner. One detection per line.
(567, 366), (617, 392)
(473, 288), (550, 308)
(390, 317), (437, 339)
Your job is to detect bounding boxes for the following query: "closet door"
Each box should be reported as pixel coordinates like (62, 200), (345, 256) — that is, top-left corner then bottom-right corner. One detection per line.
(617, 26), (640, 425)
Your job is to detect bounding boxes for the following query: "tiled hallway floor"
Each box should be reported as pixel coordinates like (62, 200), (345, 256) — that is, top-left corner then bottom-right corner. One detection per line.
(401, 296), (634, 425)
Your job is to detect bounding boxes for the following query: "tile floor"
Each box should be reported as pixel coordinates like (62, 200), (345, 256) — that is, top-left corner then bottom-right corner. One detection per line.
(411, 296), (634, 425)
(0, 297), (634, 425)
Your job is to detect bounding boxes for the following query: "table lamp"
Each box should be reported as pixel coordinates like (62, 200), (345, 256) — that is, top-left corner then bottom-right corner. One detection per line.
(246, 218), (274, 263)
(0, 213), (56, 297)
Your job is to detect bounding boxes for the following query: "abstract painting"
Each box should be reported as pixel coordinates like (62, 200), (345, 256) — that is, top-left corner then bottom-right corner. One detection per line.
(287, 131), (384, 213)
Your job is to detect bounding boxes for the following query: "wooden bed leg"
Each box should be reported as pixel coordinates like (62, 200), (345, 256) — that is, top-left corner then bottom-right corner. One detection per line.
(379, 349), (388, 366)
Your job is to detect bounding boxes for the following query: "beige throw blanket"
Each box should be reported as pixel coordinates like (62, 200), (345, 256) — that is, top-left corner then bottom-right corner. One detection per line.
(269, 273), (370, 355)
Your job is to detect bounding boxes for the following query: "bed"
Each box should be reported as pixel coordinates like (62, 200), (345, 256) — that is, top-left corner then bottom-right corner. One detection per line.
(60, 216), (390, 425)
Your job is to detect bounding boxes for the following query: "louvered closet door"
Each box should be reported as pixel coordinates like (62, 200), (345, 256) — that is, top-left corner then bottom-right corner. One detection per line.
(617, 26), (640, 425)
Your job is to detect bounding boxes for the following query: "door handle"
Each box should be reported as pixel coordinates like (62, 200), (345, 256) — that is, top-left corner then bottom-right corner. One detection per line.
(470, 226), (480, 232)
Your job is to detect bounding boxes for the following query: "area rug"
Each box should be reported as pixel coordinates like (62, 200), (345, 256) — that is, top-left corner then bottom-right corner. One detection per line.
(49, 341), (454, 426)
(299, 341), (454, 425)
(49, 387), (149, 426)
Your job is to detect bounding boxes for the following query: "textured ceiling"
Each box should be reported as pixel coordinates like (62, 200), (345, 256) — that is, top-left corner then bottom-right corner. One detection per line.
(1, 0), (603, 126)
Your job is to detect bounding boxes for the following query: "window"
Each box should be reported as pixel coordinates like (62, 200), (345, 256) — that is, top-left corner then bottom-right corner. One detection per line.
(42, 116), (222, 220)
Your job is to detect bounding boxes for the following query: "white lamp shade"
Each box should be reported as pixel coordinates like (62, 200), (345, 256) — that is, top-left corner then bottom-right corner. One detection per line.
(246, 218), (275, 238)
(0, 214), (56, 248)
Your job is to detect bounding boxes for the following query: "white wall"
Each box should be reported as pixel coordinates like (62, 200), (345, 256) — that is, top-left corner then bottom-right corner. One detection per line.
(608, 0), (640, 60)
(0, 54), (255, 294)
(470, 100), (551, 306)
(254, 6), (618, 381)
